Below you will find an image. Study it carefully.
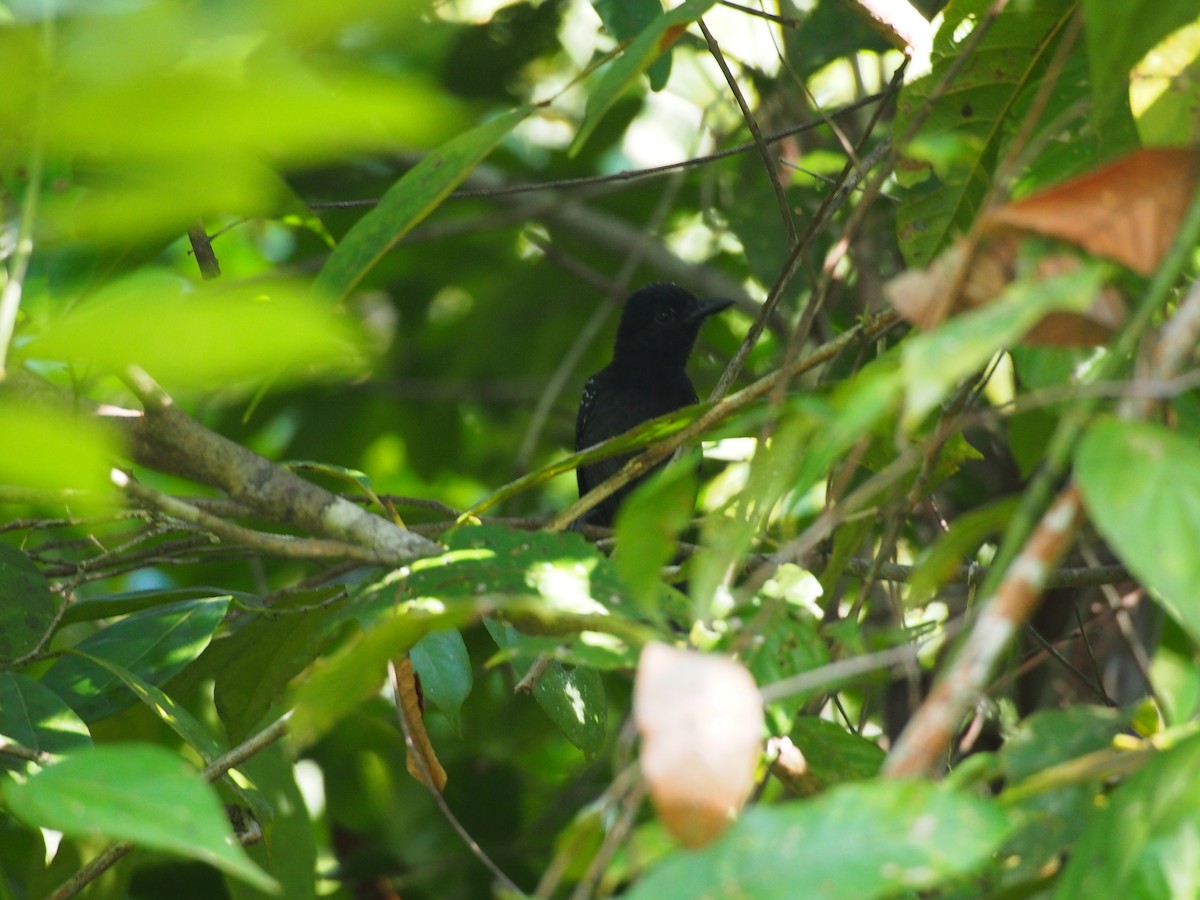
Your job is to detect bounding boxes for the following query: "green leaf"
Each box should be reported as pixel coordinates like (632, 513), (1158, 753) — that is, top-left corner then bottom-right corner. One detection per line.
(626, 781), (1011, 898)
(570, 0), (716, 155)
(409, 629), (473, 733)
(1084, 0), (1199, 148)
(613, 462), (696, 610)
(316, 105), (533, 302)
(31, 274), (368, 391)
(789, 717), (886, 787)
(0, 673), (91, 772)
(901, 263), (1107, 428)
(70, 649), (274, 825)
(2, 743), (277, 893)
(214, 599), (342, 743)
(0, 402), (119, 500)
(40, 596), (230, 722)
(486, 620), (608, 757)
(895, 0), (1081, 266)
(1054, 731), (1200, 898)
(227, 745), (317, 900)
(906, 496), (1018, 607)
(593, 0), (673, 90)
(377, 524), (646, 644)
(0, 543), (57, 663)
(1076, 417), (1200, 642)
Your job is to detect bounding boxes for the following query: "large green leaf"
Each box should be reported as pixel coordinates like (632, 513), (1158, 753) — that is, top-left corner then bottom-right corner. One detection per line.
(315, 105), (532, 302)
(2, 743), (277, 893)
(894, 0), (1081, 266)
(40, 596), (230, 722)
(1076, 417), (1200, 642)
(1054, 731), (1200, 898)
(0, 544), (57, 663)
(627, 781), (1011, 898)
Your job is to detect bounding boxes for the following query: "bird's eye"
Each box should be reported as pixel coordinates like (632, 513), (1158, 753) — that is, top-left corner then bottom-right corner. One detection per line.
(654, 308), (673, 324)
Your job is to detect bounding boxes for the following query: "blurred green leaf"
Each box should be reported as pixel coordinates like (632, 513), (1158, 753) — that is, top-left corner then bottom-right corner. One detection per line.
(593, 0), (673, 91)
(289, 601), (482, 751)
(901, 263), (1107, 428)
(1054, 731), (1200, 898)
(0, 543), (57, 663)
(409, 629), (473, 733)
(1077, 417), (1200, 643)
(0, 402), (118, 498)
(0, 673), (91, 772)
(316, 105), (533, 302)
(1084, 0), (1198, 148)
(613, 462), (695, 611)
(627, 781), (1011, 898)
(30, 273), (368, 391)
(2, 743), (278, 893)
(40, 596), (230, 721)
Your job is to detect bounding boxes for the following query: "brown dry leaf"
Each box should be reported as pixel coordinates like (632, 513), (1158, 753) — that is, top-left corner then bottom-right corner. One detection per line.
(634, 642), (764, 848)
(396, 655), (448, 792)
(982, 147), (1200, 275)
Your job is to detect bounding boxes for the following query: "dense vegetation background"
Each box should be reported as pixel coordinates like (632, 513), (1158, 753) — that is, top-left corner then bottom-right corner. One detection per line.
(2, 0), (1200, 897)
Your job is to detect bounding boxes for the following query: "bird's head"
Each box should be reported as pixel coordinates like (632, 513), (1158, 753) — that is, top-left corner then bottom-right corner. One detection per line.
(613, 283), (733, 369)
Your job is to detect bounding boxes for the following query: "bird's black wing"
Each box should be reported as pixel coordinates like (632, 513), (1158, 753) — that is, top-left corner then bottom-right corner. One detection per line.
(575, 374), (598, 496)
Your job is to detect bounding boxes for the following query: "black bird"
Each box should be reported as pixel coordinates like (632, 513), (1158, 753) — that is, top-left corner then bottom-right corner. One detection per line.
(574, 283), (733, 528)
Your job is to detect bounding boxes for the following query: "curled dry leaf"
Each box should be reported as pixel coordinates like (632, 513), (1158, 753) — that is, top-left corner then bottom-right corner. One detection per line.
(981, 147), (1200, 276)
(634, 642), (764, 847)
(396, 655), (448, 792)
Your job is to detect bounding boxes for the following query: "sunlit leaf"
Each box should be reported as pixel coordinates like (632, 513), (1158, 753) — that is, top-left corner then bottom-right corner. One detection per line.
(0, 673), (91, 773)
(613, 462), (696, 611)
(40, 596), (231, 722)
(2, 743), (277, 892)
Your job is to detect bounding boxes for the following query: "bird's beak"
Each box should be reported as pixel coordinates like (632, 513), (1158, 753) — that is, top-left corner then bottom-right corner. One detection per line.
(689, 298), (735, 322)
